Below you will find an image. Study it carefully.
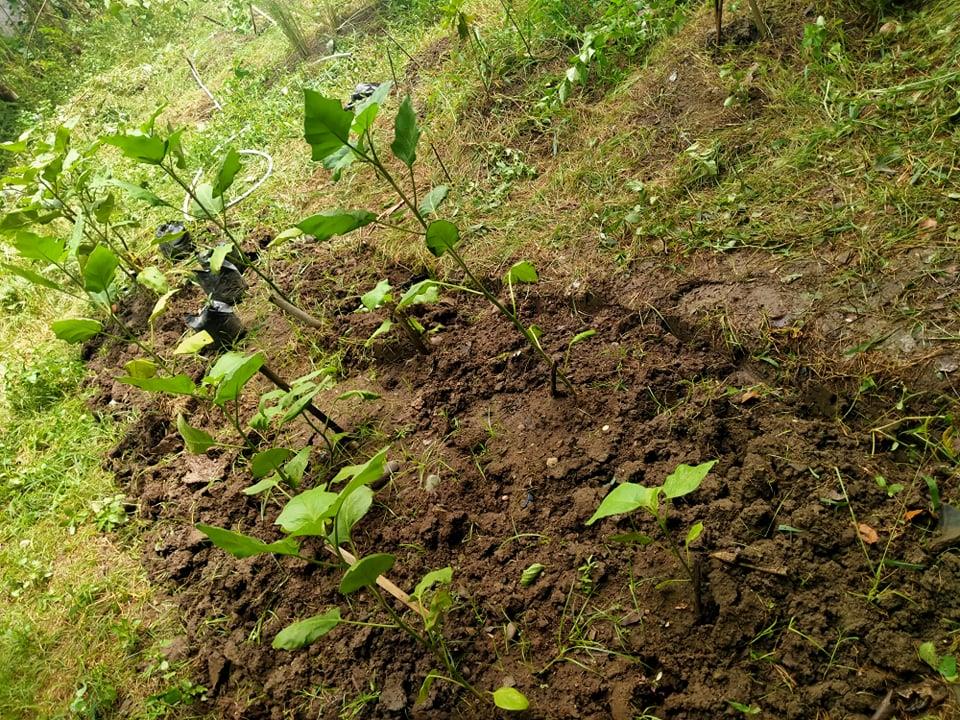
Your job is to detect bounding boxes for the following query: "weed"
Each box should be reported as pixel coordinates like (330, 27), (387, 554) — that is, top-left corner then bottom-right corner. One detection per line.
(919, 641), (959, 683)
(588, 460), (716, 616)
(199, 448), (529, 711)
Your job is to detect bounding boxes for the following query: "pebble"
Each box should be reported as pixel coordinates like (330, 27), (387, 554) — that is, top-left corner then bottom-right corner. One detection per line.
(546, 457), (558, 467)
(424, 474), (441, 493)
(602, 424), (610, 433)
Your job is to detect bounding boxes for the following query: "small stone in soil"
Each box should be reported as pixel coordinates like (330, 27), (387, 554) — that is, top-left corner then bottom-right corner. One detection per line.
(546, 457), (558, 467)
(424, 474), (441, 493)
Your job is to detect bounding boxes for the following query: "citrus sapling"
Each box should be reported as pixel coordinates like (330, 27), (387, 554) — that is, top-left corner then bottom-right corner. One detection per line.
(587, 460), (716, 617)
(299, 85), (574, 395)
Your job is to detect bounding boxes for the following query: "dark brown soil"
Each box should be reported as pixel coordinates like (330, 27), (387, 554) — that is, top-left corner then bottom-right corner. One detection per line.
(89, 235), (960, 720)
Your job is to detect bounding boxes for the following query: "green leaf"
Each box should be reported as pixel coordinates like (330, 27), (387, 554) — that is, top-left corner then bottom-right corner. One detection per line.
(189, 182), (225, 219)
(12, 231), (64, 263)
(919, 642), (940, 669)
(505, 260), (538, 284)
(103, 133), (167, 165)
(212, 148), (242, 198)
(92, 193), (115, 223)
(569, 329), (597, 347)
(336, 390), (381, 401)
(0, 131), (30, 153)
(83, 245), (119, 294)
(176, 414), (217, 454)
(137, 266), (170, 294)
(662, 460), (716, 500)
(417, 670), (442, 705)
(391, 96), (420, 168)
(173, 331), (214, 355)
(166, 129), (187, 169)
(208, 243), (232, 274)
(492, 687), (529, 711)
(685, 521), (704, 548)
(328, 485), (373, 546)
(108, 179), (167, 207)
(296, 210), (376, 241)
(350, 81), (393, 138)
(303, 90), (354, 161)
(396, 280), (439, 310)
(117, 374), (197, 396)
(360, 279), (392, 311)
(272, 227), (303, 245)
(272, 608), (341, 650)
(939, 655), (958, 681)
(242, 476), (280, 496)
(149, 290), (177, 325)
(330, 447), (389, 489)
(276, 487), (339, 537)
(195, 523), (301, 558)
(207, 352), (265, 405)
(284, 448), (311, 486)
(251, 448), (294, 478)
(412, 567), (453, 600)
(727, 701), (761, 715)
(586, 483), (660, 525)
(124, 359), (157, 379)
(366, 318), (394, 345)
(609, 532), (654, 544)
(339, 553), (395, 595)
(51, 318), (102, 343)
(419, 185), (449, 215)
(425, 220), (459, 258)
(1, 263), (60, 290)
(520, 563), (544, 587)
(322, 145), (356, 180)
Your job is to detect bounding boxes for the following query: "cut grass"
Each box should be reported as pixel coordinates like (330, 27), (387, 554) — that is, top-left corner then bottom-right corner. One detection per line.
(0, 285), (198, 719)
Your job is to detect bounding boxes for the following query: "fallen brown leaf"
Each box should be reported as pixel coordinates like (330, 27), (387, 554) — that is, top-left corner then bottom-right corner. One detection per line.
(858, 522), (880, 544)
(904, 509), (924, 522)
(919, 217), (939, 231)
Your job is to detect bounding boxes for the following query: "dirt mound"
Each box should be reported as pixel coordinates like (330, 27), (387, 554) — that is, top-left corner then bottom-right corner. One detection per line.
(97, 243), (960, 719)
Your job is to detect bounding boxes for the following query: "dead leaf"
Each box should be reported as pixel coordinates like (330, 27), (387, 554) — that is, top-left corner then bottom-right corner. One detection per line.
(904, 509), (924, 522)
(919, 217), (938, 231)
(736, 389), (762, 404)
(858, 523), (880, 544)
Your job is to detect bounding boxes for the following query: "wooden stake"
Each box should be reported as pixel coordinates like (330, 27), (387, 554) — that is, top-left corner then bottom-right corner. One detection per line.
(326, 544), (425, 617)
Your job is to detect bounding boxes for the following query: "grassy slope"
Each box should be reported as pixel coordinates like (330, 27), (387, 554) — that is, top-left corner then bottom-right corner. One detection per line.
(0, 0), (957, 715)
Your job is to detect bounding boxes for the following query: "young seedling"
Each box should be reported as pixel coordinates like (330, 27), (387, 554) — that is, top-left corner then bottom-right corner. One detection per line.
(197, 448), (528, 711)
(119, 348), (344, 457)
(359, 278), (441, 354)
(918, 641), (959, 683)
(587, 460), (716, 618)
(298, 84), (575, 395)
(104, 116), (373, 329)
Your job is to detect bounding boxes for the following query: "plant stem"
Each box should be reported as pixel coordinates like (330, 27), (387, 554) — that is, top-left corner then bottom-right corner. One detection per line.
(354, 136), (574, 394)
(161, 164), (325, 328)
(497, 0), (534, 59)
(105, 306), (171, 372)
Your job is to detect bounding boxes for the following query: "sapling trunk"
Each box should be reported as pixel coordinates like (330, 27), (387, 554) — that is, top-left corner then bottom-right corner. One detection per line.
(497, 0), (534, 59)
(357, 131), (575, 395)
(393, 308), (430, 354)
(162, 164), (326, 329)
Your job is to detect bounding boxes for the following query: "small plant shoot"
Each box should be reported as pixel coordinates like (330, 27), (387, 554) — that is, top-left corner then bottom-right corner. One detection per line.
(588, 460), (716, 616)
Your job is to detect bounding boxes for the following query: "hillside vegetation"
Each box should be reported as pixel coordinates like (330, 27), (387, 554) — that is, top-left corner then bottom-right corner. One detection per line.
(0, 0), (958, 717)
